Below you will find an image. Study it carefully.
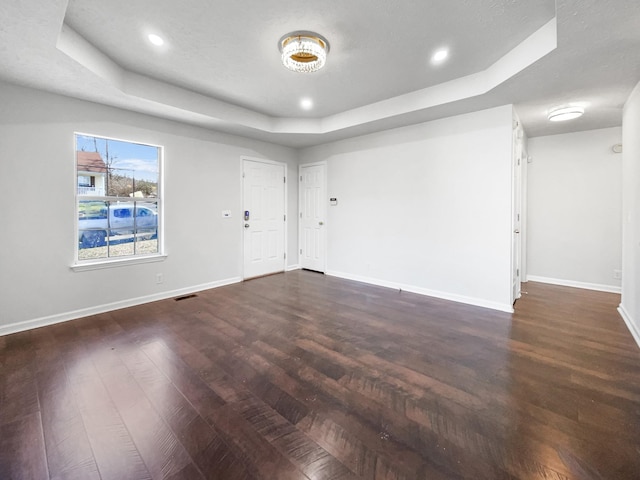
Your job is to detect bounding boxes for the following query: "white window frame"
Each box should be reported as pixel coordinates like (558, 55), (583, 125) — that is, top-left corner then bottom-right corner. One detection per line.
(71, 132), (165, 271)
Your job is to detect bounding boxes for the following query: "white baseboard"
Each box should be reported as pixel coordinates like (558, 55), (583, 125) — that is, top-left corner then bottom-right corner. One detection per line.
(526, 275), (621, 294)
(0, 277), (242, 337)
(286, 264), (301, 272)
(325, 270), (514, 313)
(618, 304), (640, 350)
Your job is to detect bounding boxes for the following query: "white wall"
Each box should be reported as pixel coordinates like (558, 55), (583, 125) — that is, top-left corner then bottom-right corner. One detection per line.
(527, 128), (622, 292)
(620, 81), (640, 347)
(300, 105), (515, 312)
(0, 82), (298, 334)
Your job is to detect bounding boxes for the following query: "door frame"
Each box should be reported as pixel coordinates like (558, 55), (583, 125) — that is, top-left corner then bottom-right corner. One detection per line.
(241, 156), (288, 280)
(298, 161), (327, 273)
(511, 122), (525, 304)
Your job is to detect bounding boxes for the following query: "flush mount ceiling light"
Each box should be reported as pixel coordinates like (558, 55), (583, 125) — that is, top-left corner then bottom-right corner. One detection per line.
(278, 31), (330, 73)
(547, 106), (584, 122)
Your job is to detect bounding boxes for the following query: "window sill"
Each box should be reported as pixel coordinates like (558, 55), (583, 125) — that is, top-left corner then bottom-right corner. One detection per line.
(71, 254), (167, 272)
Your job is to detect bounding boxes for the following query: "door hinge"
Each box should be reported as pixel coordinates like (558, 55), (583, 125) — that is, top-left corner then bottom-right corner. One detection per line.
(300, 175), (302, 181)
(284, 177), (286, 183)
(284, 252), (286, 259)
(517, 269), (520, 276)
(284, 214), (286, 221)
(300, 212), (302, 218)
(242, 172), (245, 178)
(300, 249), (302, 254)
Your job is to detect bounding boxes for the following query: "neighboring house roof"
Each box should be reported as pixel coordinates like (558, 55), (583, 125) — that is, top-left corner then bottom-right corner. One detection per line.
(77, 151), (107, 173)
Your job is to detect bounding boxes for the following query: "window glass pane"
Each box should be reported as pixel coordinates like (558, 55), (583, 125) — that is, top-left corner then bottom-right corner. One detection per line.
(78, 230), (108, 260)
(78, 200), (108, 259)
(77, 150), (108, 197)
(78, 200), (107, 220)
(108, 166), (135, 197)
(108, 237), (135, 257)
(135, 230), (159, 256)
(76, 134), (161, 262)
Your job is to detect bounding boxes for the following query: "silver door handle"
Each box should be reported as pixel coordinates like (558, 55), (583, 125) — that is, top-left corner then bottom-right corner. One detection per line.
(319, 221), (324, 226)
(244, 223), (250, 228)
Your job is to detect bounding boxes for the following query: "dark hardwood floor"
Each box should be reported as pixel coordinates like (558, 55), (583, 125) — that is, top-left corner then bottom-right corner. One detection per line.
(1, 270), (639, 479)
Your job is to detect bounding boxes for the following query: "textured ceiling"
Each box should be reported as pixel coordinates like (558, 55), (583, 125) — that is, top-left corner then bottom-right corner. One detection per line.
(0, 0), (639, 147)
(63, 0), (555, 117)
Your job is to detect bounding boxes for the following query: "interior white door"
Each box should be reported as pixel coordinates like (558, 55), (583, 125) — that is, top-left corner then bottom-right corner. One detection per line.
(299, 163), (326, 272)
(243, 159), (285, 279)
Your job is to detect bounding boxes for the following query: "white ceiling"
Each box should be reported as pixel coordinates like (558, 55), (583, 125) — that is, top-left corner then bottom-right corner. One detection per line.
(1, 0), (639, 148)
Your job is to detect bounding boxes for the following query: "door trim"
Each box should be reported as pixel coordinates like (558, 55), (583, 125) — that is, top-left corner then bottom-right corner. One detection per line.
(298, 161), (327, 273)
(241, 156), (288, 280)
(511, 123), (524, 304)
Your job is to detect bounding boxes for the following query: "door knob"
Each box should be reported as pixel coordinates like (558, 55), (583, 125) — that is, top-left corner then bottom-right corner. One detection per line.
(319, 221), (324, 226)
(244, 223), (250, 228)
(514, 229), (520, 234)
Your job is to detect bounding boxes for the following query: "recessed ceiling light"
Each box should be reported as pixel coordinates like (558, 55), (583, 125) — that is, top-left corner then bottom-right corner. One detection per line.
(547, 106), (584, 122)
(300, 98), (313, 110)
(148, 34), (164, 46)
(431, 48), (449, 64)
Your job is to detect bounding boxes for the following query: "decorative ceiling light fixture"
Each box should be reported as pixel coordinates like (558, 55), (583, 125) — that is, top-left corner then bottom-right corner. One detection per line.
(278, 31), (330, 73)
(547, 106), (584, 122)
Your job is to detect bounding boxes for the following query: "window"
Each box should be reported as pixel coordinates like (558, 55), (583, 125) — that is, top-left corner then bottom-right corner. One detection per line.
(75, 134), (162, 263)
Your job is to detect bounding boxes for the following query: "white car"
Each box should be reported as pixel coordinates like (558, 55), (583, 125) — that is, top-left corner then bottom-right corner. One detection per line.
(78, 203), (157, 248)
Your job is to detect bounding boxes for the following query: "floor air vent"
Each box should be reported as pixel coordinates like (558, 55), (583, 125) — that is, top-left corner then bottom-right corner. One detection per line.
(174, 294), (197, 301)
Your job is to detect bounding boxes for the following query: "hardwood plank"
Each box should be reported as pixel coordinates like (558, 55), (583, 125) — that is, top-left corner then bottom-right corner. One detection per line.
(66, 348), (154, 480)
(0, 331), (40, 428)
(247, 339), (514, 479)
(0, 412), (49, 480)
(36, 355), (100, 480)
(117, 338), (252, 478)
(225, 339), (439, 478)
(89, 342), (202, 480)
(188, 302), (568, 478)
(232, 395), (355, 479)
(0, 361), (40, 427)
(190, 428), (257, 480)
(206, 404), (307, 480)
(143, 336), (315, 479)
(143, 339), (227, 409)
(1, 272), (639, 479)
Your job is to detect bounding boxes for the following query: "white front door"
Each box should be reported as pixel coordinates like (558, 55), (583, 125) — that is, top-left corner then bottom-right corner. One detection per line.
(243, 159), (286, 279)
(299, 162), (326, 272)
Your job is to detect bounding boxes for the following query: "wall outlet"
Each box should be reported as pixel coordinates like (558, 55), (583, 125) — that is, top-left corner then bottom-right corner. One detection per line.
(613, 270), (622, 280)
(156, 273), (164, 284)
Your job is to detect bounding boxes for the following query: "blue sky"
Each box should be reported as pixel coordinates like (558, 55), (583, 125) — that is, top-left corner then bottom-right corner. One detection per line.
(76, 134), (160, 182)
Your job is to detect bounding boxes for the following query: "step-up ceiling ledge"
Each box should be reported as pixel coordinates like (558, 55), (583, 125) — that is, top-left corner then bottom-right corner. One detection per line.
(57, 18), (556, 136)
